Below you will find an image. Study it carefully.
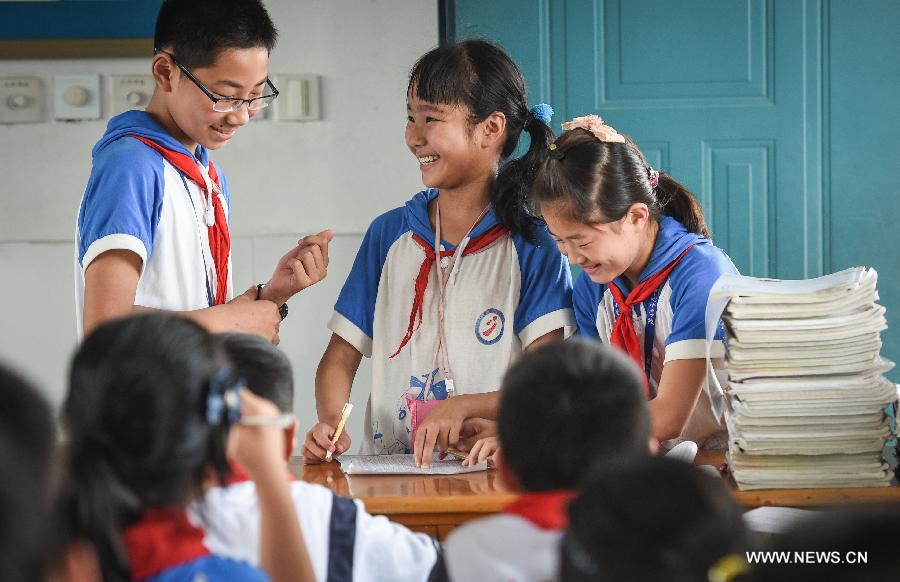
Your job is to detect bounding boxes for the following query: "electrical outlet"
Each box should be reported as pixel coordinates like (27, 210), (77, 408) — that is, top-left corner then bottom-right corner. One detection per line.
(53, 74), (101, 121)
(109, 75), (154, 116)
(0, 78), (43, 124)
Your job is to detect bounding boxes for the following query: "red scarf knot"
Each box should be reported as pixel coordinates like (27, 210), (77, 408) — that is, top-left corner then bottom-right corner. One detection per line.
(607, 245), (695, 398)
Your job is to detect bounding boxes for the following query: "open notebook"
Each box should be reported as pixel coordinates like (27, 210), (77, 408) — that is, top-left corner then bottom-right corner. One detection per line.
(340, 453), (488, 475)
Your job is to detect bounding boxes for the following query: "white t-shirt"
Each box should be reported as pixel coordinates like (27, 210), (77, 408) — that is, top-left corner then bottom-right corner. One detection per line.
(191, 479), (438, 582)
(330, 189), (575, 454)
(74, 111), (233, 337)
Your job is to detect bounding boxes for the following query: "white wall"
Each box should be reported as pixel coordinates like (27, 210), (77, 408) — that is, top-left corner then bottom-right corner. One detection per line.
(0, 0), (438, 450)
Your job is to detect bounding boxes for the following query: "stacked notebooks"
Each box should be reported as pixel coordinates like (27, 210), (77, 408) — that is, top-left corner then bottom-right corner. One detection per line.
(707, 267), (898, 490)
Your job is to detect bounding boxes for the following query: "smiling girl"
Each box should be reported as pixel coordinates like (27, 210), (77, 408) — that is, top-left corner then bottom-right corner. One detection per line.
(532, 115), (738, 449)
(304, 40), (574, 466)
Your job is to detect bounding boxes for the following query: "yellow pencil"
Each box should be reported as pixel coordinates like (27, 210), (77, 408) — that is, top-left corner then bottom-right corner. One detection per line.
(325, 402), (353, 461)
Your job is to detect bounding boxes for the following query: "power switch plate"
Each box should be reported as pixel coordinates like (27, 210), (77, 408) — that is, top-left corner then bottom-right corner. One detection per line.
(273, 74), (321, 121)
(0, 77), (43, 124)
(53, 74), (101, 121)
(109, 75), (154, 116)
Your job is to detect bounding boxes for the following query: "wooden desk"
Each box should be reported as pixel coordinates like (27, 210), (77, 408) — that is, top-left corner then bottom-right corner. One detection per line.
(291, 459), (515, 539)
(292, 453), (900, 539)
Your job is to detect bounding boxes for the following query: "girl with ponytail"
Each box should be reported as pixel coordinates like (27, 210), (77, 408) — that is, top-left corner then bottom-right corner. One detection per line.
(59, 313), (314, 582)
(531, 115), (738, 449)
(305, 40), (574, 468)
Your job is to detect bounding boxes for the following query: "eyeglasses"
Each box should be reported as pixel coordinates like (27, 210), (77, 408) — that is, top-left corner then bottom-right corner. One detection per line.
(156, 49), (279, 113)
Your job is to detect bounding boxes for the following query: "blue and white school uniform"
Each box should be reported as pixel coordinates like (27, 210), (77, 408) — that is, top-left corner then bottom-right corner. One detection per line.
(193, 480), (438, 582)
(74, 111), (233, 337)
(574, 216), (738, 447)
(330, 189), (575, 454)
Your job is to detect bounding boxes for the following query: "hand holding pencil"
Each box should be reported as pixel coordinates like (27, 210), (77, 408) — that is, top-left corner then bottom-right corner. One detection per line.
(302, 402), (353, 464)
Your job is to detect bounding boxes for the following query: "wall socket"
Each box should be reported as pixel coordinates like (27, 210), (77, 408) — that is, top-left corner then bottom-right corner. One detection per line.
(53, 74), (101, 121)
(109, 75), (154, 116)
(0, 78), (43, 124)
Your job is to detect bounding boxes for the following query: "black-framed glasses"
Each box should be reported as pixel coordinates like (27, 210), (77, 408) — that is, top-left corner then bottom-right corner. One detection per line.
(156, 49), (279, 113)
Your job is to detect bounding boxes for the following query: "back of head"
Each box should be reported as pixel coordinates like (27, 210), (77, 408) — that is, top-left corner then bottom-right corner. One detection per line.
(561, 455), (749, 582)
(61, 313), (236, 582)
(409, 39), (556, 240)
(0, 364), (55, 582)
(154, 0), (278, 69)
(0, 362), (55, 495)
(531, 125), (710, 239)
(216, 332), (293, 413)
(750, 505), (900, 582)
(498, 339), (650, 491)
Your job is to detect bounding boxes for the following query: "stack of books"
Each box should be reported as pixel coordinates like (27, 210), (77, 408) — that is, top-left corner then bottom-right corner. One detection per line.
(707, 267), (897, 490)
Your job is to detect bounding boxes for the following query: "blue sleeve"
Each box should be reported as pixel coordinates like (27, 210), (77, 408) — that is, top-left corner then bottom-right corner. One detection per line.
(666, 243), (738, 345)
(333, 209), (407, 341)
(77, 138), (164, 269)
(511, 225), (574, 338)
(573, 270), (603, 339)
(151, 555), (269, 581)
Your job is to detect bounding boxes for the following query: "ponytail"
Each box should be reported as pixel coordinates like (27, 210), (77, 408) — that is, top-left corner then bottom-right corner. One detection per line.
(60, 442), (140, 582)
(493, 109), (556, 241)
(655, 173), (710, 239)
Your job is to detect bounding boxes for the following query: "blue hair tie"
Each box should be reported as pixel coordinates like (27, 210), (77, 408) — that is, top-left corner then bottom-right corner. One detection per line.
(206, 365), (242, 427)
(530, 103), (554, 126)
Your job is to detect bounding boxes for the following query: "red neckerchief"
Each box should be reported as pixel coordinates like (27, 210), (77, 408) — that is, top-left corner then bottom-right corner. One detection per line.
(389, 225), (508, 358)
(122, 508), (210, 581)
(129, 135), (231, 305)
(607, 245), (695, 398)
(222, 460), (296, 486)
(504, 490), (577, 531)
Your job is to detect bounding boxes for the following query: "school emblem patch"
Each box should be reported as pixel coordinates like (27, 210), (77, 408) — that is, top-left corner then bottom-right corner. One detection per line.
(475, 308), (505, 345)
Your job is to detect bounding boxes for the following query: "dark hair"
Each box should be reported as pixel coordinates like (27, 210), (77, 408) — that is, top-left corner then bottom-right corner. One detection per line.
(154, 0), (278, 69)
(0, 364), (56, 582)
(217, 332), (294, 413)
(497, 339), (650, 491)
(561, 456), (750, 582)
(60, 314), (236, 582)
(408, 39), (555, 241)
(531, 128), (710, 238)
(750, 505), (900, 582)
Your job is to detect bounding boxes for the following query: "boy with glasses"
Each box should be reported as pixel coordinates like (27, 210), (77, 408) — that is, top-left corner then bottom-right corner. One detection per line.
(75, 0), (332, 342)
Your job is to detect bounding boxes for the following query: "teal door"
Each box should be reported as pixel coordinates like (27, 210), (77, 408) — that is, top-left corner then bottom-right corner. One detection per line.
(452, 0), (900, 369)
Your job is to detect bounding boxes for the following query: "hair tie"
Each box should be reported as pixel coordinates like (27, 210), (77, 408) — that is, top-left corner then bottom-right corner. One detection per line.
(548, 142), (565, 160)
(648, 168), (660, 189)
(529, 103), (554, 126)
(561, 114), (625, 144)
(206, 365), (242, 427)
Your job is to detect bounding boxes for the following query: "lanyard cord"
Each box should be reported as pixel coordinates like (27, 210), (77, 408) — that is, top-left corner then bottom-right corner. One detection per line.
(422, 200), (489, 399)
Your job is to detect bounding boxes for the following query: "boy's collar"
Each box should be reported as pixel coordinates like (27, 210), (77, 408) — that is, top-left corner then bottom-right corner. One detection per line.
(504, 490), (577, 531)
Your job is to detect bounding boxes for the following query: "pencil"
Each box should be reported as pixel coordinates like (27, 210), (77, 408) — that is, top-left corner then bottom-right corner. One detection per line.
(325, 402), (353, 461)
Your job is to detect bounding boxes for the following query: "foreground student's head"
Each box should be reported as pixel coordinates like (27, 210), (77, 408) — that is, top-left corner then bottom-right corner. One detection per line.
(216, 332), (296, 460)
(561, 455), (750, 582)
(496, 339), (650, 492)
(60, 313), (239, 581)
(750, 504), (900, 582)
(0, 364), (56, 582)
(150, 0), (278, 151)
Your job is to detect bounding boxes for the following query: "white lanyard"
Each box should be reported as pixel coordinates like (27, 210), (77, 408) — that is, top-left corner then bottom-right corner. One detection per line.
(423, 201), (489, 399)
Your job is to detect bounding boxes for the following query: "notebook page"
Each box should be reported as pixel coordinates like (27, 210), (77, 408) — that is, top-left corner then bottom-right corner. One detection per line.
(340, 453), (488, 475)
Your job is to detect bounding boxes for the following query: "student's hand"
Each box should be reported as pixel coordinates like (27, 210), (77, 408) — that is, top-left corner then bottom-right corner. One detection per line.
(213, 286), (282, 344)
(463, 437), (500, 467)
(302, 421), (351, 464)
(456, 417), (498, 452)
(230, 390), (287, 479)
(262, 230), (334, 305)
(413, 398), (468, 468)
